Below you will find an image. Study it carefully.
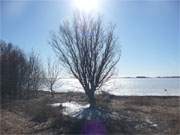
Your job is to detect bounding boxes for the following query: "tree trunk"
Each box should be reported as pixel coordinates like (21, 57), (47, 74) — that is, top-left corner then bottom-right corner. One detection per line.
(50, 85), (54, 97)
(88, 91), (96, 108)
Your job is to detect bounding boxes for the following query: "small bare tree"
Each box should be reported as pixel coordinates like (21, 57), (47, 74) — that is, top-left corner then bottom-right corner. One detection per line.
(50, 14), (120, 107)
(26, 52), (43, 97)
(44, 58), (60, 97)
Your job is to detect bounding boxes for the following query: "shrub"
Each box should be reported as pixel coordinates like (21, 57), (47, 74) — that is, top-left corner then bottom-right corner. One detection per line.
(25, 97), (62, 123)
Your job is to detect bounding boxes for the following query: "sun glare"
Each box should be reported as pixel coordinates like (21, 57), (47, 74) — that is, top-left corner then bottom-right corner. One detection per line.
(74, 0), (99, 13)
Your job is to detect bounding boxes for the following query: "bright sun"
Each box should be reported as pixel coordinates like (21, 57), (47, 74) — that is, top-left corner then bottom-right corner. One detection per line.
(74, 0), (99, 13)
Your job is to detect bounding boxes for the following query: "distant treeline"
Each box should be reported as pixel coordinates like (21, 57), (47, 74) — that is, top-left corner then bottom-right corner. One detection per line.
(156, 76), (180, 78)
(0, 40), (44, 103)
(118, 76), (180, 78)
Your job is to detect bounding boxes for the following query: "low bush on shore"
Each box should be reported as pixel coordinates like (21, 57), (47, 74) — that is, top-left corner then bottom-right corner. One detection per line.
(25, 97), (63, 123)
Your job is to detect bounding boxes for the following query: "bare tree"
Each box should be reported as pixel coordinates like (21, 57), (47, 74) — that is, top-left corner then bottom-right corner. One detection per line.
(26, 52), (43, 97)
(50, 14), (120, 107)
(0, 41), (27, 101)
(0, 41), (44, 102)
(44, 58), (60, 97)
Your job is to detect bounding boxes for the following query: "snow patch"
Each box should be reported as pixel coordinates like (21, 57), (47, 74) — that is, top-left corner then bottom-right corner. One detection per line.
(51, 103), (61, 107)
(50, 102), (89, 116)
(145, 118), (158, 127)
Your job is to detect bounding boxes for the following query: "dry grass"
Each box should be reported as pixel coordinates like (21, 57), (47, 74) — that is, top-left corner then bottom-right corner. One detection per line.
(1, 92), (180, 135)
(0, 109), (35, 134)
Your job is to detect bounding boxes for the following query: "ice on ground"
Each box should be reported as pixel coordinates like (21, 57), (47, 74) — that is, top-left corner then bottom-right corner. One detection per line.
(51, 103), (61, 107)
(50, 102), (89, 116)
(145, 118), (158, 127)
(152, 124), (158, 127)
(62, 102), (89, 116)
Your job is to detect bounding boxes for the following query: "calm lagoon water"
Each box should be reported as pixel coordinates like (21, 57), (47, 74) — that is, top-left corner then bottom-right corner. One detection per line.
(45, 78), (180, 96)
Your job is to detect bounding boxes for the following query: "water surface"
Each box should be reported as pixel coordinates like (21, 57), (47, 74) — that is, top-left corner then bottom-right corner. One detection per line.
(43, 78), (180, 96)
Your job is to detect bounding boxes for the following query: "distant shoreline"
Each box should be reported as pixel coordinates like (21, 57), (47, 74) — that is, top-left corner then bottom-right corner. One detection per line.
(39, 90), (180, 97)
(113, 76), (180, 79)
(53, 76), (180, 80)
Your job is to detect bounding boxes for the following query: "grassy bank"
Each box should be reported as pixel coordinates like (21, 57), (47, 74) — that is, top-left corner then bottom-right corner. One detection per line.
(0, 91), (179, 135)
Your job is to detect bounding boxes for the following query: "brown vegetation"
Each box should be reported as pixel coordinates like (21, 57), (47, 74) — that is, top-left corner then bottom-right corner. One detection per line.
(0, 91), (179, 135)
(0, 41), (43, 103)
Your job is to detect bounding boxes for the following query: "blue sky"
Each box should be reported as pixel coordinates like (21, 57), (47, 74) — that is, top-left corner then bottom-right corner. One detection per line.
(1, 0), (179, 77)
